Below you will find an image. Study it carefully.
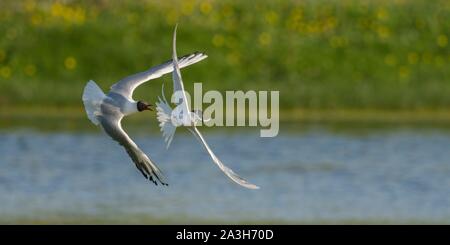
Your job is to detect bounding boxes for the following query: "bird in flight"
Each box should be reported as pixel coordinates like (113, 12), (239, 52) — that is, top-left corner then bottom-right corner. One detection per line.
(155, 25), (260, 189)
(82, 43), (207, 186)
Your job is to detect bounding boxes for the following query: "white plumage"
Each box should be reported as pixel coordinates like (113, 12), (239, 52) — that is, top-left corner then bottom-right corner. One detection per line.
(82, 80), (105, 126)
(82, 41), (207, 186)
(156, 84), (177, 149)
(156, 25), (260, 189)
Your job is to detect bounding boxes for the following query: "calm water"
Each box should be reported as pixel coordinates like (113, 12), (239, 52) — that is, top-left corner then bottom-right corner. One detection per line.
(1, 127), (450, 224)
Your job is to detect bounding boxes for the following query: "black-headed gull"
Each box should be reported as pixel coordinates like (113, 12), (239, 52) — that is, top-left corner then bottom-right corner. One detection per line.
(82, 46), (207, 186)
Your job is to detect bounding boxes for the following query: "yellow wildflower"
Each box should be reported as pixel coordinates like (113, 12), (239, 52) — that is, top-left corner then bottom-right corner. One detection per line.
(384, 54), (397, 66)
(212, 34), (224, 47)
(258, 32), (272, 46)
(0, 50), (5, 62)
(437, 35), (448, 48)
(376, 7), (389, 21)
(399, 66), (410, 79)
(64, 57), (77, 70)
(265, 11), (279, 25)
(24, 64), (36, 76)
(407, 52), (418, 64)
(0, 66), (11, 79)
(200, 1), (212, 15)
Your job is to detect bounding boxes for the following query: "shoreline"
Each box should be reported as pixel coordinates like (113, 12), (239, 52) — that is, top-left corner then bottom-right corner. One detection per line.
(1, 106), (450, 132)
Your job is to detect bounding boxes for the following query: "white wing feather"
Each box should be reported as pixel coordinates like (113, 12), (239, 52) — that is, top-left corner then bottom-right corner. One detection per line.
(188, 127), (260, 189)
(110, 52), (207, 100)
(156, 84), (176, 149)
(172, 24), (192, 117)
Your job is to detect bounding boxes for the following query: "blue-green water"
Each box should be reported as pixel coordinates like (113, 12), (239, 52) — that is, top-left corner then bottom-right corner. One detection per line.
(1, 127), (450, 224)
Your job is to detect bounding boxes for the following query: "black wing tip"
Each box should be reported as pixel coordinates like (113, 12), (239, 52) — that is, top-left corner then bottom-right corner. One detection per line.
(153, 173), (169, 186)
(181, 51), (207, 60)
(137, 166), (168, 186)
(162, 52), (207, 66)
(193, 51), (207, 58)
(147, 174), (169, 186)
(146, 175), (169, 186)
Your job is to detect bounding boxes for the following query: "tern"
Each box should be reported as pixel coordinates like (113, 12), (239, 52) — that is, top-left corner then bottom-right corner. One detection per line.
(82, 47), (207, 186)
(155, 26), (260, 189)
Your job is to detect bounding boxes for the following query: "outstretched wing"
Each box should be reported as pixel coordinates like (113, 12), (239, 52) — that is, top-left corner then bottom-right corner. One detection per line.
(110, 52), (207, 100)
(99, 114), (168, 186)
(171, 25), (191, 116)
(188, 127), (260, 189)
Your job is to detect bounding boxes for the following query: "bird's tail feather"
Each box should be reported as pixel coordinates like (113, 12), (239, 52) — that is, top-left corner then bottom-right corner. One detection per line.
(156, 84), (177, 149)
(82, 80), (105, 125)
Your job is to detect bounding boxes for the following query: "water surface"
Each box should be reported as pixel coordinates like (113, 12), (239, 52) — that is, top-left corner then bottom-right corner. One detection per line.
(1, 127), (449, 224)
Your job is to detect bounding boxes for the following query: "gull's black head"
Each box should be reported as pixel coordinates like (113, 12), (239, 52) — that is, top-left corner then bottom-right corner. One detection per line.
(137, 101), (153, 112)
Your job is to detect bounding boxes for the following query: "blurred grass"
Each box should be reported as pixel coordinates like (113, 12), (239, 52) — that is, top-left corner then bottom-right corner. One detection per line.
(3, 106), (450, 132)
(0, 0), (449, 119)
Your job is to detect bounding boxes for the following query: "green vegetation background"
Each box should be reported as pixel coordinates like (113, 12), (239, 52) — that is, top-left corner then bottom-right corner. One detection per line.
(0, 0), (449, 122)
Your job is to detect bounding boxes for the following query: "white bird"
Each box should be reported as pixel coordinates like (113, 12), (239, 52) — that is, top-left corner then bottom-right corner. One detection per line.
(82, 47), (207, 186)
(156, 25), (260, 189)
